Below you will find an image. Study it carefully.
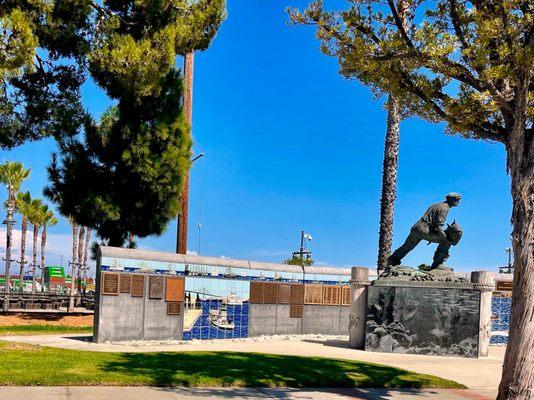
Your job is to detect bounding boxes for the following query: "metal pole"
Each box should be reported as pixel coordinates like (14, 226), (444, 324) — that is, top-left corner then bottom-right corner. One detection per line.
(3, 192), (15, 312)
(300, 230), (305, 283)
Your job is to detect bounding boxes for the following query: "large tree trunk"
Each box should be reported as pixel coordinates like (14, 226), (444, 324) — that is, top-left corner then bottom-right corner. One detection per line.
(18, 216), (27, 294)
(68, 223), (79, 312)
(497, 87), (534, 399)
(31, 224), (38, 295)
(40, 226), (47, 291)
(377, 96), (401, 272)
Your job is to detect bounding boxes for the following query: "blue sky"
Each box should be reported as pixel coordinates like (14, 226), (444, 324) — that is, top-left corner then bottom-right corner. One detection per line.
(0, 0), (512, 272)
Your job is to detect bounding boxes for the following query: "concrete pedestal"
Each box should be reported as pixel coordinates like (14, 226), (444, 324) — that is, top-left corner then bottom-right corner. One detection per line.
(364, 270), (494, 358)
(349, 267), (369, 349)
(471, 271), (494, 357)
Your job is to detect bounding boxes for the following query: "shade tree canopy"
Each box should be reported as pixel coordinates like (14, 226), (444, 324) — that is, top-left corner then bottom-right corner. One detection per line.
(44, 0), (226, 246)
(289, 2), (533, 399)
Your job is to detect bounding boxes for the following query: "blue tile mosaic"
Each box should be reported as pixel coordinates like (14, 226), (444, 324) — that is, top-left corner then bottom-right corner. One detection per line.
(490, 296), (510, 345)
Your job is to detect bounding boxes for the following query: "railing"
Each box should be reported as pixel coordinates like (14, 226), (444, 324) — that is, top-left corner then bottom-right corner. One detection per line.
(0, 292), (95, 311)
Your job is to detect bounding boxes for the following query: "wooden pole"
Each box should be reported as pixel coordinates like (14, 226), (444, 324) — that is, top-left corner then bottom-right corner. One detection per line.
(177, 52), (194, 254)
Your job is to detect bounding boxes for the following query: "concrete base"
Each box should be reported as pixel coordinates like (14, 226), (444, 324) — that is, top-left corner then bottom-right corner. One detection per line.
(365, 284), (483, 358)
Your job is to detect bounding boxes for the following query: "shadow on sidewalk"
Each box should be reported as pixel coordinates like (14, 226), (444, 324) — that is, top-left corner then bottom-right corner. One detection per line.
(301, 339), (351, 349)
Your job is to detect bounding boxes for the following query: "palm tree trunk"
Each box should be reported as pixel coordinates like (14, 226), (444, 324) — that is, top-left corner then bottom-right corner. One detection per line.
(82, 227), (92, 295)
(40, 225), (47, 291)
(77, 226), (85, 298)
(18, 216), (27, 294)
(377, 96), (401, 272)
(31, 224), (38, 295)
(68, 223), (79, 312)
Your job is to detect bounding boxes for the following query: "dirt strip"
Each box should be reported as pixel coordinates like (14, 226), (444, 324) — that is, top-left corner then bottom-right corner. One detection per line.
(0, 315), (93, 327)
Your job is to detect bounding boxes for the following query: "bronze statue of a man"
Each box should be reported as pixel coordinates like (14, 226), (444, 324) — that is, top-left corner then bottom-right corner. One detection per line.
(388, 193), (463, 269)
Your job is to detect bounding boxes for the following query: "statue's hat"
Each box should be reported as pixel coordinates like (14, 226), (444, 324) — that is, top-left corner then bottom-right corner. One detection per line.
(446, 192), (462, 200)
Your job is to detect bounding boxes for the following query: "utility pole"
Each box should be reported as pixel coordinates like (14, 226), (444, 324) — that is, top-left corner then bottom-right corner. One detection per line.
(177, 51), (194, 254)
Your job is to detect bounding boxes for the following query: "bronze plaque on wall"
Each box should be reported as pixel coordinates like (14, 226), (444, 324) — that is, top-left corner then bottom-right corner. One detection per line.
(304, 284), (323, 305)
(290, 284), (304, 305)
(323, 285), (341, 305)
(119, 274), (132, 293)
(102, 272), (119, 295)
(263, 283), (278, 304)
(165, 276), (185, 302)
(341, 286), (351, 306)
(131, 275), (145, 297)
(496, 281), (513, 291)
(149, 275), (164, 299)
(277, 284), (291, 304)
(249, 281), (264, 304)
(290, 304), (303, 318)
(167, 302), (181, 315)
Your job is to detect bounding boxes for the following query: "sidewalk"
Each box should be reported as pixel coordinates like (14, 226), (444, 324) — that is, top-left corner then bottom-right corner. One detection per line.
(0, 334), (506, 391)
(0, 387), (498, 399)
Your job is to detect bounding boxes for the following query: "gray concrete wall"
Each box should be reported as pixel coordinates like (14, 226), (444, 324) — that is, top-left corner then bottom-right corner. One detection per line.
(302, 305), (347, 335)
(274, 305), (302, 335)
(248, 304), (348, 337)
(93, 270), (183, 343)
(249, 304), (277, 337)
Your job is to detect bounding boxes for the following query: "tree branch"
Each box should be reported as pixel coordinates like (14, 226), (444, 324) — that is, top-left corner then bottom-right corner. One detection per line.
(387, 0), (415, 49)
(449, 0), (468, 49)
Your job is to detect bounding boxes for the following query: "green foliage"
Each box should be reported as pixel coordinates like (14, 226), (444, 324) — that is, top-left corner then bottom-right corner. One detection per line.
(26, 198), (48, 227)
(0, 0), (91, 148)
(44, 0), (226, 246)
(0, 343), (464, 388)
(0, 0), (226, 148)
(283, 255), (314, 266)
(0, 8), (37, 81)
(417, 264), (431, 272)
(288, 1), (534, 143)
(0, 161), (30, 206)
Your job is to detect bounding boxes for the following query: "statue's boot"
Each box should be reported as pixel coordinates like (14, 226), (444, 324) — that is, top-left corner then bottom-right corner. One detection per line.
(431, 242), (451, 269)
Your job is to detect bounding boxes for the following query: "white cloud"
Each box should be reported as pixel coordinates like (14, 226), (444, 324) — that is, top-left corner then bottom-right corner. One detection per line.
(0, 228), (92, 270)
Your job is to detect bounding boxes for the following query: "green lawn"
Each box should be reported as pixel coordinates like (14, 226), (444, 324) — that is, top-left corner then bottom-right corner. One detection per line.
(0, 341), (464, 388)
(0, 325), (92, 335)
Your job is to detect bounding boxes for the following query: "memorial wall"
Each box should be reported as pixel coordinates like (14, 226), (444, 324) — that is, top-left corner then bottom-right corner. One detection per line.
(93, 247), (353, 342)
(94, 271), (185, 342)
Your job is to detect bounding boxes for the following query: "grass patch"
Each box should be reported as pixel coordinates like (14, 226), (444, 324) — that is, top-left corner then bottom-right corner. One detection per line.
(0, 325), (92, 335)
(0, 341), (465, 388)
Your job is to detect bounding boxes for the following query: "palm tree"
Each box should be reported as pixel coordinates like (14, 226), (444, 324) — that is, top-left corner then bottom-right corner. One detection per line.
(377, 97), (401, 273)
(27, 199), (46, 295)
(376, 1), (409, 274)
(0, 161), (31, 208)
(40, 210), (58, 289)
(15, 191), (32, 293)
(0, 162), (30, 296)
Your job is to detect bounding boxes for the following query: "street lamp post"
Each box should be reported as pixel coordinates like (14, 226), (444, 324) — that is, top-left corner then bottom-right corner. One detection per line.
(2, 198), (16, 312)
(292, 230), (312, 283)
